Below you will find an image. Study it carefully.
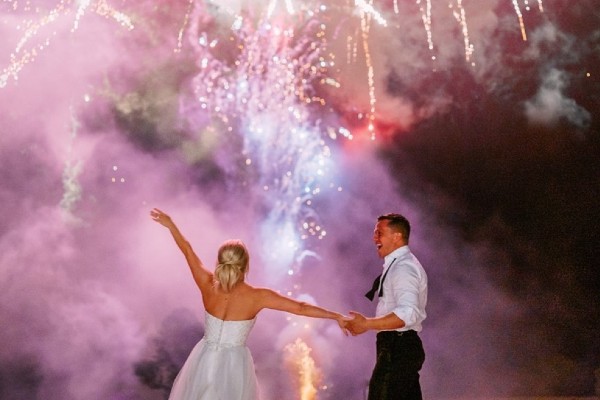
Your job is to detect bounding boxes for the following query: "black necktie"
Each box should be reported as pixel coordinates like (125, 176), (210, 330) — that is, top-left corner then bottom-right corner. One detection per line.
(364, 258), (397, 301)
(365, 273), (382, 301)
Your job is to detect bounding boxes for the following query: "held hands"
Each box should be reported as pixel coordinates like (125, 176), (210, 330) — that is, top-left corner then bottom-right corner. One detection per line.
(345, 311), (369, 336)
(336, 315), (353, 336)
(336, 312), (369, 336)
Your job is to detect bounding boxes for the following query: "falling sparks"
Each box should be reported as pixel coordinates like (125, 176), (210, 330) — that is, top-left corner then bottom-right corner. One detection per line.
(511, 0), (545, 41)
(417, 0), (434, 53)
(354, 0), (387, 27)
(450, 0), (474, 63)
(0, 0), (133, 88)
(511, 0), (528, 41)
(356, 4), (377, 140)
(284, 338), (320, 400)
(350, 0), (390, 140)
(175, 0), (195, 52)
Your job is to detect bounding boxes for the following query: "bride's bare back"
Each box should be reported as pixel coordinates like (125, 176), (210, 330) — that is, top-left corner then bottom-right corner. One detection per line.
(203, 281), (264, 321)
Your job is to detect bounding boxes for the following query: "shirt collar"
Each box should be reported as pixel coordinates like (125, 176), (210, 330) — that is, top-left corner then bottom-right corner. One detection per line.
(382, 245), (409, 269)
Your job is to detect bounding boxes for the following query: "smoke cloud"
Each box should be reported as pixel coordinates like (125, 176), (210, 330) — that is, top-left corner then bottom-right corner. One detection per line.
(1, 0), (598, 399)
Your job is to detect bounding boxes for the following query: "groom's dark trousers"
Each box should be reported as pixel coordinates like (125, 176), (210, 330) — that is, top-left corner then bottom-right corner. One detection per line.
(367, 330), (425, 400)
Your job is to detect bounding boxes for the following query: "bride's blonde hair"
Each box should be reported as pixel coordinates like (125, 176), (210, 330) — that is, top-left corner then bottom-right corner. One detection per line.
(214, 239), (249, 292)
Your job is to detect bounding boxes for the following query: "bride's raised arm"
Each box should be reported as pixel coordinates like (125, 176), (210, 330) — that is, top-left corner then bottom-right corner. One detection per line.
(150, 208), (213, 291)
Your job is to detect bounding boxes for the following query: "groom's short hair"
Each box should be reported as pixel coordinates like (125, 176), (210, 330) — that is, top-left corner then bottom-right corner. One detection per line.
(378, 213), (410, 242)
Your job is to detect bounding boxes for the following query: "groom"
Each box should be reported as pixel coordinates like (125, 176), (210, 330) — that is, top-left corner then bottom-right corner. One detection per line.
(346, 213), (428, 400)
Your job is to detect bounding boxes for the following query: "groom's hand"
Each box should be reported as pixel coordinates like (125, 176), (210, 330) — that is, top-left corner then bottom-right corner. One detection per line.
(346, 311), (369, 336)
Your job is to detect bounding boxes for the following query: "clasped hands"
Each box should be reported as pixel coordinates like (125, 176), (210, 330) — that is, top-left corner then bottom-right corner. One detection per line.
(337, 311), (368, 336)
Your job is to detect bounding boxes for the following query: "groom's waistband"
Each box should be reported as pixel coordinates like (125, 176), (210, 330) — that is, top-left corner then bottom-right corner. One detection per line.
(376, 330), (418, 340)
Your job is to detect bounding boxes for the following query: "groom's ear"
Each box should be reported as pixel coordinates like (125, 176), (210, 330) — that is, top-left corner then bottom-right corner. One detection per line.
(394, 231), (405, 244)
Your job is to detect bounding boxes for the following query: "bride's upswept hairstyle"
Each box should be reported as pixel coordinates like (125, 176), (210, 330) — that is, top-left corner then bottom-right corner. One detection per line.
(214, 239), (250, 292)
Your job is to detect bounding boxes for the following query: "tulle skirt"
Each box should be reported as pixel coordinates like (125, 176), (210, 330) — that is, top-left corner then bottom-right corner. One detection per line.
(168, 339), (260, 400)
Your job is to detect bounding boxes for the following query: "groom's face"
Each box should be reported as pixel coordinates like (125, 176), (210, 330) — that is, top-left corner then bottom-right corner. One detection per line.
(373, 220), (403, 258)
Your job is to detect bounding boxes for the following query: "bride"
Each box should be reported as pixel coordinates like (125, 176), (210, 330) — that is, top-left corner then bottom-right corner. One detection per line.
(150, 208), (348, 400)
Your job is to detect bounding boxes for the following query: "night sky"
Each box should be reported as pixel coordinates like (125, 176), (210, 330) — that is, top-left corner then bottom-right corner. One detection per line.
(1, 1), (598, 399)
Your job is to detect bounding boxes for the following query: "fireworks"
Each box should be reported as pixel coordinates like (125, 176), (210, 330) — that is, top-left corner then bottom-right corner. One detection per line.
(450, 0), (474, 64)
(354, 0), (387, 27)
(0, 0), (133, 88)
(510, 0), (544, 41)
(181, 2), (338, 272)
(0, 1), (564, 397)
(1, 0), (547, 272)
(284, 338), (320, 400)
(417, 0), (433, 53)
(356, 2), (378, 139)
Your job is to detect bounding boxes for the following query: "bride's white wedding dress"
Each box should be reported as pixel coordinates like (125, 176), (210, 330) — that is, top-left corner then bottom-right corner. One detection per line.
(168, 312), (260, 400)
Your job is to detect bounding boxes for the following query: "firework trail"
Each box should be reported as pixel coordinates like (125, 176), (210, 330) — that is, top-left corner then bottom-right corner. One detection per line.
(510, 0), (544, 41)
(416, 0), (434, 54)
(450, 0), (474, 63)
(0, 0), (133, 88)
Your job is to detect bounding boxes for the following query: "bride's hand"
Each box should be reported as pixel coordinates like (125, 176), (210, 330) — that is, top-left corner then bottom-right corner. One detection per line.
(150, 208), (174, 228)
(336, 315), (352, 336)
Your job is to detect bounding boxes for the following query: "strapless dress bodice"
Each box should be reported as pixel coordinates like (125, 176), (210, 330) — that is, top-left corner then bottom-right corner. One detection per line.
(203, 312), (256, 349)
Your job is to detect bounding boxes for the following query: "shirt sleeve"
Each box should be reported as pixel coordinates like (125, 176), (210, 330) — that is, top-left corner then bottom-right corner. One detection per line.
(388, 259), (425, 327)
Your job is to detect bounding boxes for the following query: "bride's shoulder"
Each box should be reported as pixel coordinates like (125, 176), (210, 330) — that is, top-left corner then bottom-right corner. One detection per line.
(241, 284), (277, 298)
